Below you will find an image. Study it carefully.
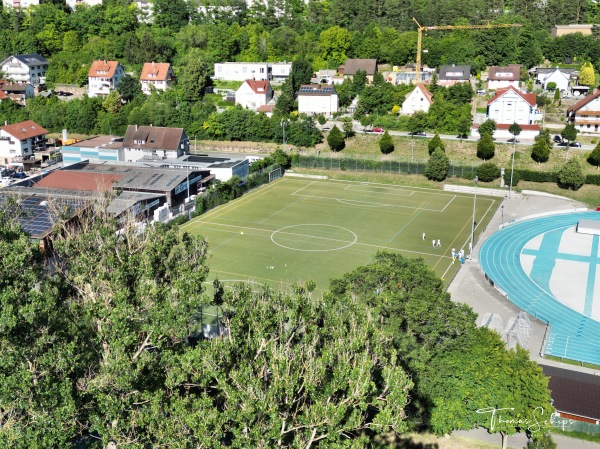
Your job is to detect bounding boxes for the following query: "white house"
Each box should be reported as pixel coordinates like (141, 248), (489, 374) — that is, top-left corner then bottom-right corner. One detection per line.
(235, 80), (273, 111)
(88, 60), (125, 98)
(214, 62), (271, 81)
(487, 86), (541, 126)
(140, 62), (174, 94)
(0, 54), (48, 87)
(121, 125), (189, 162)
(401, 84), (433, 115)
(0, 120), (47, 165)
(271, 63), (292, 82)
(566, 90), (600, 134)
(486, 65), (521, 90)
(297, 85), (339, 117)
(536, 68), (573, 92)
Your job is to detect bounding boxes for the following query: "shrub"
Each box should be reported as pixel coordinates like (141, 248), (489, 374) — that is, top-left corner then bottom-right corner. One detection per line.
(428, 133), (445, 155)
(424, 148), (450, 181)
(504, 168), (521, 187)
(327, 125), (345, 152)
(531, 140), (551, 163)
(546, 81), (557, 90)
(379, 131), (395, 154)
(587, 142), (600, 167)
(558, 158), (585, 190)
(476, 162), (501, 182)
(477, 134), (495, 160)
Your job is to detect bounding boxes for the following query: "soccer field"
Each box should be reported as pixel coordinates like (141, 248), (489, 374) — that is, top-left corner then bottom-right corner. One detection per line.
(181, 177), (501, 292)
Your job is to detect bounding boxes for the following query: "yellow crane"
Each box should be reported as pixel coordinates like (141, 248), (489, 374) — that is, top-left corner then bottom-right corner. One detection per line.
(412, 18), (523, 83)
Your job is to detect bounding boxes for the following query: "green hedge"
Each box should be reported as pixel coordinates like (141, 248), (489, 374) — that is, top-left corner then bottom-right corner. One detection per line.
(585, 174), (600, 186)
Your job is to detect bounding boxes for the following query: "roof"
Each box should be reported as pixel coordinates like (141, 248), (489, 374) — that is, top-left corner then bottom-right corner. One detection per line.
(63, 135), (123, 150)
(298, 85), (337, 96)
(343, 59), (377, 76)
(414, 83), (433, 104)
(140, 62), (172, 81)
(257, 104), (275, 113)
(1, 120), (48, 140)
(88, 60), (120, 78)
(1, 83), (32, 93)
(114, 168), (191, 192)
(122, 125), (185, 151)
(567, 90), (600, 113)
(439, 65), (471, 80)
(542, 365), (600, 421)
(488, 65), (521, 81)
(2, 53), (48, 67)
(536, 67), (578, 75)
(35, 170), (123, 191)
(487, 86), (536, 107)
(105, 191), (165, 216)
(0, 90), (8, 100)
(242, 80), (270, 94)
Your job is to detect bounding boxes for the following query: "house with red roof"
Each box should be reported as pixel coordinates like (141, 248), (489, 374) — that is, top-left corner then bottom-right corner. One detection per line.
(566, 90), (600, 134)
(473, 86), (542, 139)
(140, 62), (174, 95)
(0, 119), (48, 165)
(88, 60), (125, 97)
(401, 83), (433, 115)
(235, 79), (273, 111)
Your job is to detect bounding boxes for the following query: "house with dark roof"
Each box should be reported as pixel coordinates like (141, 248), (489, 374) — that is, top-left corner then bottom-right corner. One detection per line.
(121, 125), (189, 162)
(566, 90), (600, 134)
(401, 84), (433, 115)
(297, 85), (339, 117)
(534, 67), (577, 92)
(140, 62), (174, 94)
(340, 59), (377, 82)
(438, 65), (471, 87)
(487, 65), (522, 90)
(235, 79), (273, 111)
(88, 60), (125, 97)
(474, 86), (541, 139)
(0, 120), (48, 165)
(0, 81), (35, 105)
(0, 53), (48, 87)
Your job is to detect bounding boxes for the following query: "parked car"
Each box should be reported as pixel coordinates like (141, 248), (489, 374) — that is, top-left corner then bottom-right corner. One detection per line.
(11, 172), (26, 179)
(372, 127), (385, 133)
(557, 141), (581, 147)
(456, 133), (468, 139)
(553, 135), (562, 143)
(476, 89), (487, 95)
(571, 142), (582, 147)
(507, 138), (520, 143)
(409, 131), (426, 136)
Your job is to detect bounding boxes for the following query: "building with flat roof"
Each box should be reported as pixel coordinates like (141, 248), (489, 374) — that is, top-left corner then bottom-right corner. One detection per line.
(61, 135), (124, 165)
(141, 154), (249, 182)
(552, 24), (594, 38)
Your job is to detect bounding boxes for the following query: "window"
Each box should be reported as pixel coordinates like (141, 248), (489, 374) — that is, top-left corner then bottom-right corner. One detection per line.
(242, 67), (247, 73)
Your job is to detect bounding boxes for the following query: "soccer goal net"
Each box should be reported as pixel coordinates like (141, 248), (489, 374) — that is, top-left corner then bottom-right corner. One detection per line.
(269, 167), (282, 182)
(504, 312), (532, 350)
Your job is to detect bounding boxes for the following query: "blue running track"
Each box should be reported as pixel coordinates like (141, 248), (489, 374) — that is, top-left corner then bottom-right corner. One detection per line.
(479, 211), (600, 365)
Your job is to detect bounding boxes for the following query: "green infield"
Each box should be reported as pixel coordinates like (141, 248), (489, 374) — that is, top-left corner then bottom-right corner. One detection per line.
(181, 177), (501, 292)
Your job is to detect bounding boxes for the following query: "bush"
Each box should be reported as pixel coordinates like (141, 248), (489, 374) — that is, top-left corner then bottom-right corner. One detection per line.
(428, 133), (445, 155)
(476, 162), (501, 182)
(546, 81), (557, 90)
(327, 125), (345, 152)
(504, 168), (521, 187)
(587, 142), (600, 167)
(477, 134), (495, 160)
(558, 158), (585, 190)
(531, 140), (551, 163)
(379, 131), (395, 154)
(424, 148), (450, 181)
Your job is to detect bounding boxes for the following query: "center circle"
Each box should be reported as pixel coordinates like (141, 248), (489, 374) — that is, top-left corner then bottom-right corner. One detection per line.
(271, 224), (358, 252)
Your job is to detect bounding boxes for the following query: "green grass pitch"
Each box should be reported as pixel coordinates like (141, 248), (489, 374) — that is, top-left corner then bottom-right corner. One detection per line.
(181, 177), (501, 292)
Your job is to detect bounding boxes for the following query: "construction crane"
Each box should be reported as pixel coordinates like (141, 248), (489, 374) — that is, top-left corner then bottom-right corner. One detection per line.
(412, 18), (523, 83)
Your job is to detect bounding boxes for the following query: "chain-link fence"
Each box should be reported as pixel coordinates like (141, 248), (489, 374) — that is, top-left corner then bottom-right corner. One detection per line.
(294, 154), (480, 180)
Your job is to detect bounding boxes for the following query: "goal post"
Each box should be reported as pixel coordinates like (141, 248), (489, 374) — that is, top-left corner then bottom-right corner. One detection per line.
(269, 167), (282, 182)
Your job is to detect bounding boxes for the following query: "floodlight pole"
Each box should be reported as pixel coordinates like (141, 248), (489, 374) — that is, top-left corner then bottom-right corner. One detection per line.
(509, 139), (516, 198)
(501, 204), (504, 225)
(470, 175), (478, 260)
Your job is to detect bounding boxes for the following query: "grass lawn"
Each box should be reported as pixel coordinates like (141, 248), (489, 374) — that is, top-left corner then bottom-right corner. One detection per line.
(181, 176), (500, 292)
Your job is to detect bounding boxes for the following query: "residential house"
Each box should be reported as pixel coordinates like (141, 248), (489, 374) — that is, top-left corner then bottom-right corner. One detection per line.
(235, 80), (273, 111)
(566, 90), (600, 134)
(0, 120), (47, 165)
(486, 65), (522, 90)
(401, 84), (433, 115)
(0, 53), (48, 87)
(552, 24), (593, 38)
(88, 60), (125, 97)
(0, 82), (35, 105)
(474, 86), (541, 138)
(140, 62), (174, 94)
(3, 0), (39, 8)
(438, 65), (471, 87)
(297, 85), (339, 117)
(340, 59), (377, 83)
(389, 65), (435, 85)
(271, 63), (292, 82)
(121, 125), (189, 162)
(534, 67), (576, 92)
(214, 62), (271, 81)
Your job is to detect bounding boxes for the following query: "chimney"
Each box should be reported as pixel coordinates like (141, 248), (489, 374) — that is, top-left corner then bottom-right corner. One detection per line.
(135, 124), (138, 131)
(152, 61), (156, 67)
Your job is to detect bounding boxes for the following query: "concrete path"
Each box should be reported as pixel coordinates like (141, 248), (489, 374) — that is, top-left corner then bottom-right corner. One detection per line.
(447, 190), (600, 448)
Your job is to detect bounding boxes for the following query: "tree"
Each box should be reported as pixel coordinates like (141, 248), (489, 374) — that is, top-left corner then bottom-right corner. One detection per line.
(527, 433), (557, 449)
(428, 133), (445, 155)
(476, 162), (501, 182)
(509, 123), (522, 142)
(531, 139), (551, 163)
(116, 75), (141, 102)
(341, 117), (354, 138)
(180, 54), (209, 102)
(319, 25), (351, 67)
(588, 142), (600, 167)
(424, 148), (450, 181)
(477, 134), (495, 160)
(379, 130), (394, 154)
(102, 90), (121, 113)
(275, 79), (295, 115)
(546, 81), (557, 90)
(560, 124), (578, 148)
(327, 125), (345, 152)
(478, 119), (497, 139)
(407, 111), (428, 135)
(457, 110), (473, 138)
(290, 58), (313, 93)
(558, 157), (585, 190)
(152, 0), (189, 31)
(579, 61), (596, 87)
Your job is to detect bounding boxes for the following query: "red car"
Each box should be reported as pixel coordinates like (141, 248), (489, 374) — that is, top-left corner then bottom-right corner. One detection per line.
(372, 127), (385, 133)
